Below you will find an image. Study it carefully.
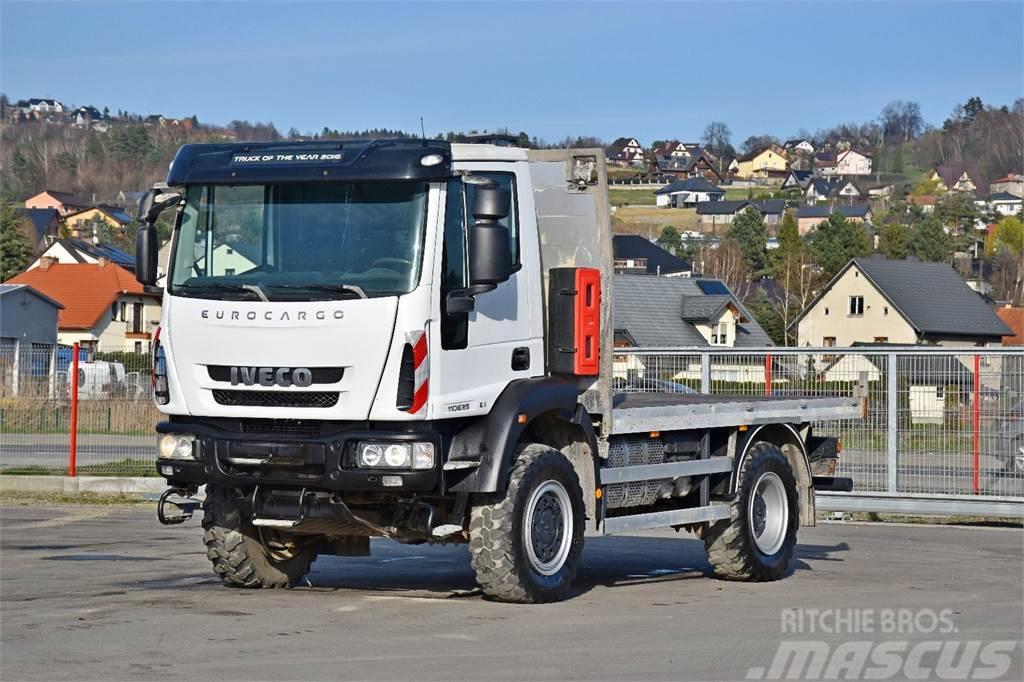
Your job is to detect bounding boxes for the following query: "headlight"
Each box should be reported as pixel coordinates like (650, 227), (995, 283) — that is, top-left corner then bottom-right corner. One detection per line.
(158, 433), (196, 460)
(356, 441), (434, 470)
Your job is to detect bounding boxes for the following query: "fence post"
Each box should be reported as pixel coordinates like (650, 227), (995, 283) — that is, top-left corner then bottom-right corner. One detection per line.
(764, 352), (772, 396)
(886, 352), (898, 493)
(69, 342), (80, 477)
(972, 354), (980, 494)
(700, 352), (711, 394)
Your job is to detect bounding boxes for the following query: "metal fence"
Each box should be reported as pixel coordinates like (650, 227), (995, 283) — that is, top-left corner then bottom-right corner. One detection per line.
(0, 342), (159, 476)
(1, 342), (1022, 515)
(614, 347), (1024, 516)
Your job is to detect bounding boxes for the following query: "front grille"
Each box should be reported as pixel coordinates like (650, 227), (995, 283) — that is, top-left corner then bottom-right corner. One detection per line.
(212, 390), (339, 408)
(238, 418), (322, 436)
(207, 366), (344, 384)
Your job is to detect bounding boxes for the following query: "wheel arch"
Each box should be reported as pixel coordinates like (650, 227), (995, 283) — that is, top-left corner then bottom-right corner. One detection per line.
(732, 423), (815, 526)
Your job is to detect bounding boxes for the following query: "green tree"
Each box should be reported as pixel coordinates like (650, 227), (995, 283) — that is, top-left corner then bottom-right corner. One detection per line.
(878, 221), (911, 260)
(727, 207), (767, 272)
(807, 213), (871, 276)
(909, 214), (953, 262)
(0, 204), (34, 281)
(985, 215), (1024, 257)
(746, 291), (786, 345)
(656, 225), (683, 256)
(936, 193), (980, 234)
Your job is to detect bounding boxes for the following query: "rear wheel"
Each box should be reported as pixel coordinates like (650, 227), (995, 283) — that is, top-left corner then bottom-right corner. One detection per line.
(468, 444), (585, 603)
(201, 486), (317, 588)
(704, 442), (799, 581)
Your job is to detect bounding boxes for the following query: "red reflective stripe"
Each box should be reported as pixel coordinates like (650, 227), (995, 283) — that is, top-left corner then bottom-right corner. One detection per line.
(409, 379), (429, 413)
(412, 333), (427, 367)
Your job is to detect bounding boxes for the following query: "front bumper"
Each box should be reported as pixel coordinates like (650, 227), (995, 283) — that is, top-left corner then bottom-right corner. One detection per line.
(155, 418), (445, 493)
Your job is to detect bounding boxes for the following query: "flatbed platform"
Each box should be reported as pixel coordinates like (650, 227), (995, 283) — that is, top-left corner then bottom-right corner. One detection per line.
(610, 392), (861, 435)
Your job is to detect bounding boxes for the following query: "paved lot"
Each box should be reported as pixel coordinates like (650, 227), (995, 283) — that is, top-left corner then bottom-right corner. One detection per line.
(1, 505), (1021, 681)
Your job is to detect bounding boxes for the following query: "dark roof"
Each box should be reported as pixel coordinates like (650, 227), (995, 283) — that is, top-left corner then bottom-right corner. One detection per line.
(696, 200), (752, 215)
(797, 204), (871, 219)
(49, 239), (135, 269)
(934, 164), (986, 198)
(613, 274), (773, 347)
(989, 191), (1022, 202)
(784, 139), (813, 148)
(754, 199), (785, 216)
(791, 256), (1013, 338)
(612, 235), (692, 275)
(608, 137), (641, 155)
(655, 177), (724, 195)
(14, 208), (60, 243)
(75, 106), (101, 118)
(680, 295), (732, 321)
(784, 169), (814, 187)
(737, 146), (775, 162)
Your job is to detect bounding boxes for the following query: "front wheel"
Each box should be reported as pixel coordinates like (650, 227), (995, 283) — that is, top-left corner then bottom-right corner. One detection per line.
(201, 486), (317, 588)
(704, 442), (799, 581)
(468, 444), (586, 603)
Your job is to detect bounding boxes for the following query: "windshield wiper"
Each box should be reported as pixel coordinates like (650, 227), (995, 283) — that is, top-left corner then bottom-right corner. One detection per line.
(265, 283), (368, 300)
(177, 282), (269, 301)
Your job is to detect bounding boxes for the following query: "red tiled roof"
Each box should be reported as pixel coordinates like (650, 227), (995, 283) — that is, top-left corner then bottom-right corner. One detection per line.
(5, 262), (156, 330)
(996, 307), (1024, 346)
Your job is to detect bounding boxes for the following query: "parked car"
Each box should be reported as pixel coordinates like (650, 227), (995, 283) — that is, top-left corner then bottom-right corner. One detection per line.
(986, 398), (1024, 473)
(69, 360), (126, 398)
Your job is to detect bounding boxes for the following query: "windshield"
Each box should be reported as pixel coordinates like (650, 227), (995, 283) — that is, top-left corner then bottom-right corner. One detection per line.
(169, 181), (429, 300)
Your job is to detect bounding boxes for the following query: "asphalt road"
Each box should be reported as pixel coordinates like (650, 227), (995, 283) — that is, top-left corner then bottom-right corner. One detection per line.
(1, 505), (1021, 681)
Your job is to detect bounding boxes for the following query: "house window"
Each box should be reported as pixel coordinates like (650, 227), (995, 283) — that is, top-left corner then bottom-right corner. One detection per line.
(824, 307), (829, 316)
(823, 337), (836, 347)
(711, 322), (729, 346)
(874, 336), (888, 343)
(883, 306), (889, 315)
(120, 301), (127, 321)
(848, 296), (864, 316)
(111, 303), (117, 320)
(935, 386), (945, 401)
(225, 268), (235, 276)
(135, 341), (143, 354)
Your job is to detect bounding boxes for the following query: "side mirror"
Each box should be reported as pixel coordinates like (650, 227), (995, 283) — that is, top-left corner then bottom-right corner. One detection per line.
(135, 224), (159, 286)
(136, 186), (181, 224)
(469, 185), (512, 287)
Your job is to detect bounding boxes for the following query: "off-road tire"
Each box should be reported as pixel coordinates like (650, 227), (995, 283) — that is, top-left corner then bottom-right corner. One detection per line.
(201, 486), (317, 588)
(704, 442), (799, 581)
(469, 444), (586, 603)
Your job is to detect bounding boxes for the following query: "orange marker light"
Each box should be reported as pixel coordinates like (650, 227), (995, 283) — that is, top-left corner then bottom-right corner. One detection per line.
(595, 488), (603, 499)
(516, 413), (528, 424)
(738, 425), (749, 432)
(650, 431), (660, 438)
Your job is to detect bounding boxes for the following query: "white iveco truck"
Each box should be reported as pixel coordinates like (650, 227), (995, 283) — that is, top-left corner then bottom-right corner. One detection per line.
(138, 140), (857, 603)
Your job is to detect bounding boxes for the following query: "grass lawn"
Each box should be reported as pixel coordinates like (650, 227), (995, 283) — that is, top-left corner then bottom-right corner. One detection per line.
(608, 187), (658, 207)
(612, 206), (698, 236)
(1, 458), (159, 477)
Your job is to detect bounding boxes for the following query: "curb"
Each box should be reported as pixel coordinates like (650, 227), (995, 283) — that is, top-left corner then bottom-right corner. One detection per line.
(0, 475), (167, 495)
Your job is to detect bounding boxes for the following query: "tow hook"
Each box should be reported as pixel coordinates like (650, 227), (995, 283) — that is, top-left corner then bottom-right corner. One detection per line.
(157, 487), (201, 525)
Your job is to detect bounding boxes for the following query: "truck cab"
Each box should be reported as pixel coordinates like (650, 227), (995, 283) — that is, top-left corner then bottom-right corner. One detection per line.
(140, 140), (856, 603)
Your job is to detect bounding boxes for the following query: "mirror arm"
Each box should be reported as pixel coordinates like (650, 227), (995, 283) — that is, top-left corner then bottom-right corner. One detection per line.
(446, 283), (499, 315)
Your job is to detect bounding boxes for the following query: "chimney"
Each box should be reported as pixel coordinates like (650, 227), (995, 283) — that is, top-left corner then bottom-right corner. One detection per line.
(97, 256), (110, 268)
(38, 256), (57, 271)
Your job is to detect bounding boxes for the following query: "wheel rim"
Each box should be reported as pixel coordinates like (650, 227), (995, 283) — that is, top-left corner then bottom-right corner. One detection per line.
(749, 472), (788, 555)
(523, 480), (573, 576)
(258, 527), (304, 563)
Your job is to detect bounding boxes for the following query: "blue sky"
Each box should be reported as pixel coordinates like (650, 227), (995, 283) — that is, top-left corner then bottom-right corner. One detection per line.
(2, 1), (1022, 144)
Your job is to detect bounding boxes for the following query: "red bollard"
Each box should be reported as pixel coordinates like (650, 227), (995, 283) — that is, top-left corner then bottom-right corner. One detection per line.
(972, 354), (980, 494)
(69, 342), (80, 477)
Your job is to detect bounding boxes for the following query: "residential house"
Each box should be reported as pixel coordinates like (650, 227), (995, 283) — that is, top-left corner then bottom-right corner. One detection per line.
(28, 239), (136, 273)
(818, 149), (872, 176)
(784, 139), (815, 155)
(929, 164), (986, 198)
(655, 178), (724, 208)
(821, 349), (974, 425)
(73, 106), (102, 126)
(805, 178), (865, 204)
(63, 206), (133, 237)
(722, 157), (740, 177)
(23, 190), (89, 216)
(988, 192), (1022, 216)
(735, 147), (788, 180)
(27, 98), (65, 114)
(696, 200), (784, 232)
(6, 261), (161, 352)
(607, 137), (646, 167)
(796, 204), (872, 235)
(145, 114), (167, 127)
(791, 255), (1012, 348)
(651, 141), (690, 158)
(0, 284), (64, 392)
(653, 147), (724, 183)
(13, 208), (61, 252)
(989, 174), (1024, 198)
(781, 169), (815, 192)
(612, 235), (692, 276)
(907, 195), (938, 214)
(613, 275), (774, 384)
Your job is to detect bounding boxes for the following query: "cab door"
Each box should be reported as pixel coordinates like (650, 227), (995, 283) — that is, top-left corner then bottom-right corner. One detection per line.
(431, 164), (543, 419)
